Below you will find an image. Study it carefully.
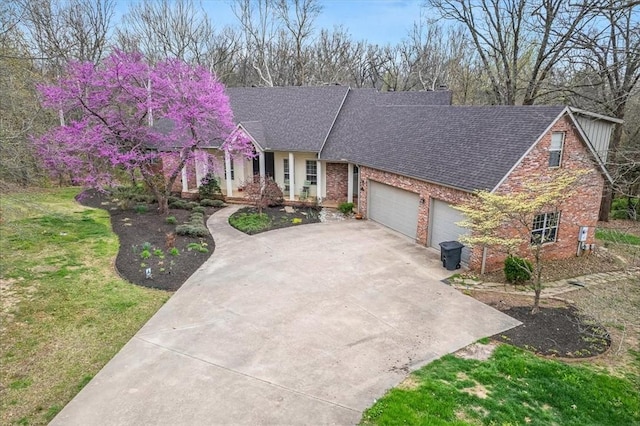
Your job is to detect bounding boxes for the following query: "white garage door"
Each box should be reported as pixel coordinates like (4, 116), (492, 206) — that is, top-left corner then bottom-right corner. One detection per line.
(429, 200), (471, 264)
(368, 181), (420, 239)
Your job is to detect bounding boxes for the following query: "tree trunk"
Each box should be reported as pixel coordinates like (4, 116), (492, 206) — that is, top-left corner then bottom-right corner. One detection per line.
(157, 193), (169, 215)
(531, 287), (541, 315)
(598, 184), (613, 222)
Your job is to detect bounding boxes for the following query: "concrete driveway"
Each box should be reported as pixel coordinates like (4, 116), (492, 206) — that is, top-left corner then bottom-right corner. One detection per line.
(52, 206), (519, 425)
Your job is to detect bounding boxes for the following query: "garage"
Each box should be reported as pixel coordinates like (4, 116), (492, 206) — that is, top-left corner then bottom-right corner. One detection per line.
(368, 181), (420, 239)
(429, 199), (471, 264)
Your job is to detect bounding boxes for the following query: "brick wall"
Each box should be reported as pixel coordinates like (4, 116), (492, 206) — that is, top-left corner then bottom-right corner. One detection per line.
(325, 162), (349, 203)
(358, 115), (605, 273)
(481, 115), (606, 271)
(357, 167), (473, 247)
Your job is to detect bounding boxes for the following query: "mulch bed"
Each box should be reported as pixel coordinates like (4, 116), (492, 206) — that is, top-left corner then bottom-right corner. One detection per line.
(77, 190), (221, 291)
(77, 189), (615, 358)
(231, 205), (321, 234)
(471, 291), (611, 359)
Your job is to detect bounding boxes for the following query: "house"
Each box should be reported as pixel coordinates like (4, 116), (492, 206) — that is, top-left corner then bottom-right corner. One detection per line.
(170, 86), (621, 272)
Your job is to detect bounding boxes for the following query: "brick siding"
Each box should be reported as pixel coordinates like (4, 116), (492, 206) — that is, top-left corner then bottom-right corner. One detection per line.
(357, 167), (473, 247)
(325, 162), (349, 203)
(357, 115), (605, 273)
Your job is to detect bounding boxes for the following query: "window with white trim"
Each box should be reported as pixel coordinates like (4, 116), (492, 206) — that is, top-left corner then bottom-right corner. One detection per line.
(283, 159), (290, 181)
(549, 132), (564, 167)
(305, 160), (317, 184)
(531, 212), (559, 244)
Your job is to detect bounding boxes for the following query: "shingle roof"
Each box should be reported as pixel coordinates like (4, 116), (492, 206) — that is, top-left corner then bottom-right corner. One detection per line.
(321, 89), (566, 192)
(226, 86), (349, 152)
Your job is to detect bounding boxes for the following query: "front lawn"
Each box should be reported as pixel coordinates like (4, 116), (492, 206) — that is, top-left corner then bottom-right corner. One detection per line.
(596, 228), (640, 245)
(0, 188), (169, 425)
(361, 344), (640, 426)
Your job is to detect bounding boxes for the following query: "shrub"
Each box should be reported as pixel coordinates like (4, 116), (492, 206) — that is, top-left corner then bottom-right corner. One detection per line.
(192, 206), (206, 214)
(504, 255), (533, 284)
(186, 201), (199, 210)
(200, 198), (226, 207)
(199, 172), (224, 200)
(338, 202), (354, 215)
(169, 200), (188, 210)
(187, 242), (209, 253)
(134, 204), (148, 214)
(175, 224), (209, 237)
(166, 216), (177, 225)
(168, 195), (181, 204)
(611, 197), (638, 221)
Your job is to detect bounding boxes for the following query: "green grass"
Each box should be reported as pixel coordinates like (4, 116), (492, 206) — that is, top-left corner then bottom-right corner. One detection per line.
(596, 228), (640, 245)
(0, 187), (169, 425)
(361, 345), (640, 426)
(228, 211), (271, 234)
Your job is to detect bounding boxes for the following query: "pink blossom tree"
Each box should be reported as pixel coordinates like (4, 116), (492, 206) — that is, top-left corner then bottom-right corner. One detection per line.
(34, 50), (253, 213)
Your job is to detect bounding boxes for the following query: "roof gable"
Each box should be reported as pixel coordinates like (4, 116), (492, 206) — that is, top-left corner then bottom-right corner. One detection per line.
(227, 86), (349, 152)
(321, 92), (566, 192)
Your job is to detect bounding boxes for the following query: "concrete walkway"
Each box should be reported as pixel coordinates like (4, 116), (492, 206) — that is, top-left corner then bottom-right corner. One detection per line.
(52, 206), (520, 425)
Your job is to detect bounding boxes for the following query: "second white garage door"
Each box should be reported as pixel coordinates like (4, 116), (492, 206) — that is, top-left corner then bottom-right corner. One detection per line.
(429, 199), (471, 264)
(368, 181), (420, 239)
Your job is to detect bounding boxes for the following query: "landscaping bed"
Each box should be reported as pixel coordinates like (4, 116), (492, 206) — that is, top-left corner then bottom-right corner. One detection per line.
(228, 205), (321, 235)
(77, 190), (221, 291)
(470, 291), (611, 358)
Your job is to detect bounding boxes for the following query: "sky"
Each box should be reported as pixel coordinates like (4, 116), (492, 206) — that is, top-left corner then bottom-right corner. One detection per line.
(116, 0), (425, 46)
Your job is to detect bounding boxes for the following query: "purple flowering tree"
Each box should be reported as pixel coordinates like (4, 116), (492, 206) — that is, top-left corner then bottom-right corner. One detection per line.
(34, 50), (253, 213)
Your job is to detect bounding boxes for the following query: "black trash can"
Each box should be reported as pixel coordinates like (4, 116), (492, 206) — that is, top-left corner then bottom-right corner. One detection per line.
(439, 241), (464, 271)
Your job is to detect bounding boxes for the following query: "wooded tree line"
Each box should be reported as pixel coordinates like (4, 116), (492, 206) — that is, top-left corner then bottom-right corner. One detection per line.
(1, 0), (638, 218)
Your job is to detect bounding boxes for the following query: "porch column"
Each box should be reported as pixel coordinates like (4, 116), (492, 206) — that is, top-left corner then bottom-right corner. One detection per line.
(224, 151), (233, 197)
(181, 156), (188, 192)
(289, 152), (295, 201)
(259, 151), (266, 179)
(194, 153), (203, 188)
(316, 159), (322, 202)
(347, 163), (354, 203)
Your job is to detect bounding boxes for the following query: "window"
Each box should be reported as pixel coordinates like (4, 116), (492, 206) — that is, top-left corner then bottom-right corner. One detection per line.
(549, 132), (564, 167)
(224, 159), (234, 180)
(283, 159), (290, 181)
(531, 212), (559, 244)
(305, 160), (317, 184)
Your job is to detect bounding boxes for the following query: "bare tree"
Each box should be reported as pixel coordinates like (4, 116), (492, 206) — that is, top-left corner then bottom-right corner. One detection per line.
(17, 0), (114, 66)
(275, 0), (321, 85)
(569, 1), (640, 220)
(232, 0), (279, 86)
(427, 0), (599, 105)
(116, 0), (215, 64)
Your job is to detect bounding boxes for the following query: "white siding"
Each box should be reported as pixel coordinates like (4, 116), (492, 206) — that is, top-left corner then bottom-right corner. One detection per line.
(574, 116), (615, 163)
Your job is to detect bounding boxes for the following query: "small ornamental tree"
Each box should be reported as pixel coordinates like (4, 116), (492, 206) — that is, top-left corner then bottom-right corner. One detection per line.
(454, 169), (589, 314)
(33, 50), (253, 213)
(241, 175), (284, 214)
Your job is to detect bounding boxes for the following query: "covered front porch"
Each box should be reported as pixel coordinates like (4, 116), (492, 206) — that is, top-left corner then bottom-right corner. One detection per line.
(177, 148), (360, 207)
